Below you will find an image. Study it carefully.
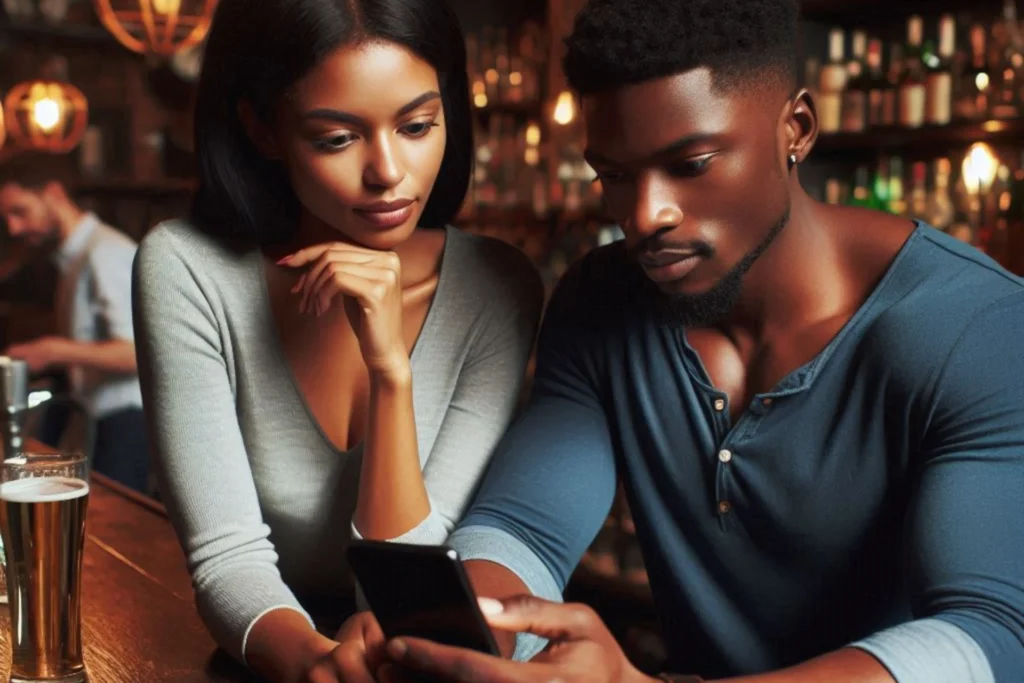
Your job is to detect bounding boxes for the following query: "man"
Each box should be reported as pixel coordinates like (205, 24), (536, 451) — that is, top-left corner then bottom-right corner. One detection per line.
(0, 154), (149, 493)
(332, 0), (1024, 681)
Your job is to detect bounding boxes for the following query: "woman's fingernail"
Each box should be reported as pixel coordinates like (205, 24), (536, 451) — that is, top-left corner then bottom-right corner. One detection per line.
(478, 597), (504, 615)
(387, 638), (407, 659)
(277, 255), (293, 265)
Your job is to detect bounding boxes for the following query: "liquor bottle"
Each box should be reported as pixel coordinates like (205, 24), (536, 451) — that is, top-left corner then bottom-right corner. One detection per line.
(847, 165), (883, 210)
(882, 43), (903, 126)
(866, 38), (887, 127)
(825, 178), (844, 205)
(842, 30), (869, 133)
(482, 26), (499, 105)
(990, 20), (1019, 120)
(954, 24), (991, 121)
(888, 156), (907, 216)
(898, 16), (927, 128)
(873, 157), (891, 209)
(818, 28), (847, 135)
(926, 14), (956, 126)
(805, 57), (821, 100)
(926, 157), (956, 231)
(495, 27), (510, 105)
(908, 161), (929, 222)
(1007, 151), (1024, 275)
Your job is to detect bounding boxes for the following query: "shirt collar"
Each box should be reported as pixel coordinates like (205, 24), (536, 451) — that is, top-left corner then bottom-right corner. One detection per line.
(53, 213), (100, 271)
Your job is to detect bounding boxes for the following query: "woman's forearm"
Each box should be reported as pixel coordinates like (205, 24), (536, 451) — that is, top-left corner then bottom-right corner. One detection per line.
(245, 608), (336, 682)
(352, 363), (431, 539)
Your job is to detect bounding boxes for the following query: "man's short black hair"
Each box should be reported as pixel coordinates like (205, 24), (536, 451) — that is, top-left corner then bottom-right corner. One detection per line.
(563, 0), (800, 96)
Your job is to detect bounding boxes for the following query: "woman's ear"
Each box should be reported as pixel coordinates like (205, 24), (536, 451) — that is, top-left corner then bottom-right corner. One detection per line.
(238, 101), (282, 160)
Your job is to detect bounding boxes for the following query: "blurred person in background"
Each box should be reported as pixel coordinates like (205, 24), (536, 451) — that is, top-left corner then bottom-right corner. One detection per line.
(0, 153), (149, 494)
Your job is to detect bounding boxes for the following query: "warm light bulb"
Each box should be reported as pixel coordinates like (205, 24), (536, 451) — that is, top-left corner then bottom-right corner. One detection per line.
(524, 147), (539, 166)
(509, 72), (523, 87)
(473, 93), (488, 109)
(961, 142), (999, 196)
(976, 72), (990, 91)
(553, 91), (576, 125)
(525, 122), (541, 146)
(151, 0), (182, 14)
(33, 97), (61, 132)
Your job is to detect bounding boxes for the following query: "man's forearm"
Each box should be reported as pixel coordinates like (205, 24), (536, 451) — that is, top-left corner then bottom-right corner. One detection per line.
(686, 647), (893, 683)
(463, 559), (532, 658)
(59, 340), (138, 375)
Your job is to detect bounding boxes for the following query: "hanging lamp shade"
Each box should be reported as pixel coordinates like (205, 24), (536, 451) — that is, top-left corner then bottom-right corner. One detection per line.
(93, 0), (217, 56)
(4, 80), (89, 154)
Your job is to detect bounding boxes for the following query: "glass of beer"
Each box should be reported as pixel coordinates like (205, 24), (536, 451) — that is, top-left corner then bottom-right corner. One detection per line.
(0, 453), (89, 683)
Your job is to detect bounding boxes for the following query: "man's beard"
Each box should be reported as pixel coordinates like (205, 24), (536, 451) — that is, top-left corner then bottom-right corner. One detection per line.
(648, 205), (790, 328)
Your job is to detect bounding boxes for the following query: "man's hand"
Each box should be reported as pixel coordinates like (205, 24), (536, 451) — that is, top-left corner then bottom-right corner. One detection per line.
(5, 336), (69, 373)
(383, 595), (657, 683)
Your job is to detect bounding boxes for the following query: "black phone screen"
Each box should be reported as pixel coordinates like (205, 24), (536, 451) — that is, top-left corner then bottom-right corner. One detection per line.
(346, 539), (500, 656)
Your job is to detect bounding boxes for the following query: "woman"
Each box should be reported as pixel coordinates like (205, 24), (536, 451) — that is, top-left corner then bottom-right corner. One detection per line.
(131, 0), (544, 680)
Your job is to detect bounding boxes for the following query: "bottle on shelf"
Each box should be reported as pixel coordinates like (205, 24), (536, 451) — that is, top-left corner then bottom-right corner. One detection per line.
(873, 157), (891, 209)
(898, 16), (927, 129)
(954, 24), (991, 121)
(842, 30), (869, 133)
(866, 38), (887, 127)
(818, 28), (847, 135)
(888, 156), (907, 216)
(926, 14), (956, 126)
(908, 161), (929, 221)
(883, 43), (903, 126)
(846, 165), (883, 210)
(926, 157), (956, 231)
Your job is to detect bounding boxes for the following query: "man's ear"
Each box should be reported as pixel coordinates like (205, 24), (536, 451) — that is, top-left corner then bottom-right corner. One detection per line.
(783, 88), (818, 166)
(238, 100), (282, 160)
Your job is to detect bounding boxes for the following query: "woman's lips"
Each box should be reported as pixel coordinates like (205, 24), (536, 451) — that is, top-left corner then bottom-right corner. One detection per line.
(352, 201), (416, 229)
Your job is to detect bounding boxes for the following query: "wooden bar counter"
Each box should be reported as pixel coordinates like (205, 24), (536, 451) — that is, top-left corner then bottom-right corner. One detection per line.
(0, 440), (255, 682)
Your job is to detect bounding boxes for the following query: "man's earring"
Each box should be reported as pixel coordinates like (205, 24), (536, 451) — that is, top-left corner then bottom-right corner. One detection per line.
(787, 153), (798, 170)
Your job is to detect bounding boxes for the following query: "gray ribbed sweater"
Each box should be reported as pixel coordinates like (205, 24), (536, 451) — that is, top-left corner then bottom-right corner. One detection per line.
(132, 220), (543, 663)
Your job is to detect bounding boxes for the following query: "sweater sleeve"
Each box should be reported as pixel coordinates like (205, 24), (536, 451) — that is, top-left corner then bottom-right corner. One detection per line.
(132, 228), (312, 665)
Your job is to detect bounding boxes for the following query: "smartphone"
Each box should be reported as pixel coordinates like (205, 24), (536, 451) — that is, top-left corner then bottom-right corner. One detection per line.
(346, 539), (501, 656)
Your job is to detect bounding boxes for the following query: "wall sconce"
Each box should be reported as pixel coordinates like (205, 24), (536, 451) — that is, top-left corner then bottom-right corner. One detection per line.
(93, 0), (217, 56)
(4, 58), (89, 154)
(962, 142), (1000, 196)
(552, 90), (577, 126)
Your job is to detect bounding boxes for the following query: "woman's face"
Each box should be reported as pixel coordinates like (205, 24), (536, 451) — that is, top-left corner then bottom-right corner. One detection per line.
(275, 40), (447, 250)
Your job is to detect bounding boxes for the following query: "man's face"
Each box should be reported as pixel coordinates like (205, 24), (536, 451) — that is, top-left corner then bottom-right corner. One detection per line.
(0, 183), (60, 248)
(582, 68), (793, 326)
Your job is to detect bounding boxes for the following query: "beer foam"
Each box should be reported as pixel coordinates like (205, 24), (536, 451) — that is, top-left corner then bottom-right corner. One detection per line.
(0, 477), (89, 503)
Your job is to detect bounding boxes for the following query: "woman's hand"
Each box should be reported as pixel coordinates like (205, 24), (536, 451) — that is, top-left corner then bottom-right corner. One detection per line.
(295, 611), (387, 683)
(279, 243), (408, 379)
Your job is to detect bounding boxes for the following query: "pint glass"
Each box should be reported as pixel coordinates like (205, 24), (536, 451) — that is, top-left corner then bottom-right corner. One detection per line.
(0, 453), (89, 683)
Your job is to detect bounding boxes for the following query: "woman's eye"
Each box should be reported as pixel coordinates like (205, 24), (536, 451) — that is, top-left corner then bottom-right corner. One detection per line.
(314, 133), (357, 151)
(401, 121), (438, 138)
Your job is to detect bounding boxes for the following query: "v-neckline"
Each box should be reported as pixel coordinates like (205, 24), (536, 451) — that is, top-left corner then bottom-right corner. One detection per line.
(256, 226), (454, 456)
(677, 222), (924, 416)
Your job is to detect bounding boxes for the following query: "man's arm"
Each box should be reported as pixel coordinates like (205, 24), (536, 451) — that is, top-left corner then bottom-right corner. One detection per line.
(4, 336), (136, 375)
(58, 338), (137, 374)
(448, 260), (620, 661)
